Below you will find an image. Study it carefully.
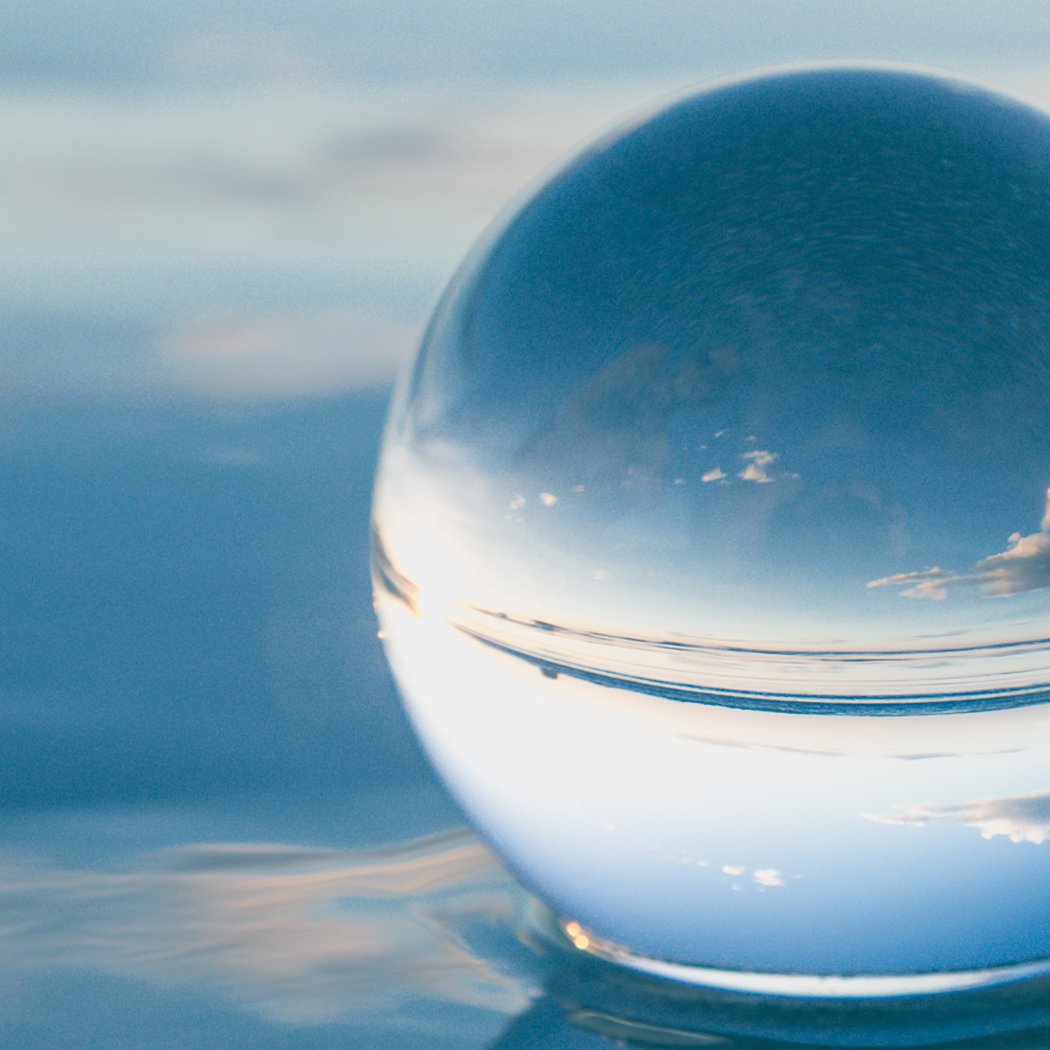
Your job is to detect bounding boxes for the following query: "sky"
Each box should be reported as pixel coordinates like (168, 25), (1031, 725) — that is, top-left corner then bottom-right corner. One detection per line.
(4, 1), (1050, 402)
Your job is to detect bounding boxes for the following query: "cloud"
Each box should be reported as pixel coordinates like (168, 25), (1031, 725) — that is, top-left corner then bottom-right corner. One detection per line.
(0, 82), (666, 395)
(866, 790), (1050, 845)
(868, 529), (1050, 600)
(694, 448), (795, 487)
(752, 868), (785, 888)
(159, 310), (418, 397)
(975, 530), (1050, 595)
(865, 566), (956, 600)
(0, 830), (531, 1024)
(738, 449), (777, 483)
(717, 863), (787, 889)
(0, 84), (649, 277)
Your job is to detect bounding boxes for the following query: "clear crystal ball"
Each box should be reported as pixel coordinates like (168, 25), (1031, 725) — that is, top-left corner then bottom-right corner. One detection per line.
(373, 66), (1050, 989)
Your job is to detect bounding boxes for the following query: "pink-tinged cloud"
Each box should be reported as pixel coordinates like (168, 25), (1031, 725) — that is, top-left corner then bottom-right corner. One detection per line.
(738, 449), (777, 483)
(867, 518), (1050, 601)
(866, 790), (1050, 845)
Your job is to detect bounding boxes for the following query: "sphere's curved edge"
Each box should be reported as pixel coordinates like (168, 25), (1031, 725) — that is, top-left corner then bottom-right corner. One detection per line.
(502, 56), (1050, 248)
(392, 56), (1050, 432)
(552, 916), (1050, 1000)
(577, 58), (1050, 184)
(599, 58), (1050, 179)
(679, 56), (1047, 94)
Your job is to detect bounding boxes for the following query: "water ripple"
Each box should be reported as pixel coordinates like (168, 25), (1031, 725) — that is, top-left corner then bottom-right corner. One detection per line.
(6, 828), (1050, 1046)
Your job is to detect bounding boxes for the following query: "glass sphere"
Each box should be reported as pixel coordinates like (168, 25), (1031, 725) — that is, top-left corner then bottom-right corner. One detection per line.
(372, 65), (1050, 992)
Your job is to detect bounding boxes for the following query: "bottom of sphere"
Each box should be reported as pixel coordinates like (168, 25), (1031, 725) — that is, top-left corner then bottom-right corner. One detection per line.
(550, 914), (1050, 999)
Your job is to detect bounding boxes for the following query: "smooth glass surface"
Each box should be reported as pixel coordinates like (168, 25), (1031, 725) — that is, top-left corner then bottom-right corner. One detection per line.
(373, 67), (1050, 980)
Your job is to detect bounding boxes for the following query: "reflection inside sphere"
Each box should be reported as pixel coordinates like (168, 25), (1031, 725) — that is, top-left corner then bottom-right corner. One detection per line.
(373, 65), (1050, 986)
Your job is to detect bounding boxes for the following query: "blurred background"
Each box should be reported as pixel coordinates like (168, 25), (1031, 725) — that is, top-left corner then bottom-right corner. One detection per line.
(5, 0), (1050, 813)
(3, 3), (1050, 1046)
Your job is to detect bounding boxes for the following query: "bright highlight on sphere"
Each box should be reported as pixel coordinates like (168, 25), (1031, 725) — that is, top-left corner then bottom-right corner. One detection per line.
(373, 66), (1050, 989)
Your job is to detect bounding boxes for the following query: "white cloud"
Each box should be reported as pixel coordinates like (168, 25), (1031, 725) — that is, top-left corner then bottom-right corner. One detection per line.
(716, 863), (786, 888)
(752, 868), (784, 887)
(701, 467), (726, 483)
(866, 566), (955, 600)
(866, 790), (1050, 845)
(738, 449), (777, 483)
(975, 530), (1050, 596)
(867, 527), (1050, 600)
(159, 309), (418, 397)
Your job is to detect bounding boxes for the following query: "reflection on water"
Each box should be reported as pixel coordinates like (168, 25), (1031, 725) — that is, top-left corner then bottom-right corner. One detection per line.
(496, 962), (1050, 1048)
(0, 830), (531, 1027)
(372, 66), (1050, 985)
(8, 825), (1050, 1049)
